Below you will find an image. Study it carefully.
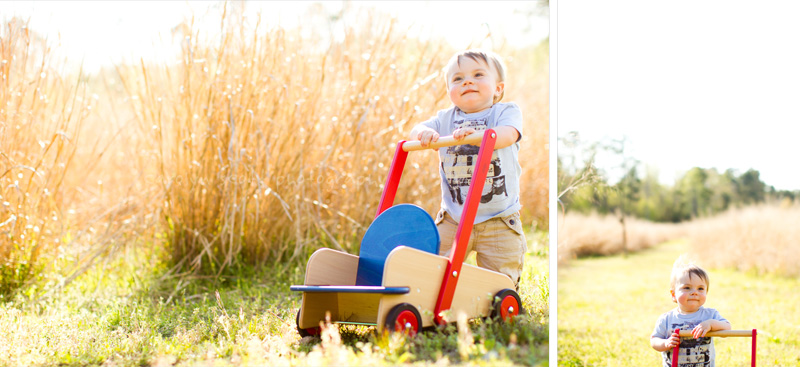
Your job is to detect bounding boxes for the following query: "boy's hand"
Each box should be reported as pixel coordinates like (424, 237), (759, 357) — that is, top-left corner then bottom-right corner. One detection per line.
(452, 127), (477, 141)
(416, 129), (440, 148)
(692, 320), (713, 339)
(664, 330), (681, 349)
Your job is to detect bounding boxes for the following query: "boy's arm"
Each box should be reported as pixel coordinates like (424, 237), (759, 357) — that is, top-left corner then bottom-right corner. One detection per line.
(453, 125), (520, 149)
(691, 319), (731, 338)
(651, 330), (680, 352)
(409, 124), (440, 148)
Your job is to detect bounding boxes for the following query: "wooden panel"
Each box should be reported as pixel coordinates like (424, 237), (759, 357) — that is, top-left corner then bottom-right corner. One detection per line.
(303, 248), (359, 286)
(299, 292), (383, 328)
(298, 292), (339, 329)
(377, 247), (449, 331)
(450, 263), (515, 320)
(375, 246), (516, 331)
(336, 293), (382, 324)
(298, 249), (359, 329)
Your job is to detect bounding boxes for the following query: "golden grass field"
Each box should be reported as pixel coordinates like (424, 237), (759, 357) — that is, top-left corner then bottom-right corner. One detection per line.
(1, 6), (548, 294)
(557, 212), (685, 264)
(558, 203), (800, 277)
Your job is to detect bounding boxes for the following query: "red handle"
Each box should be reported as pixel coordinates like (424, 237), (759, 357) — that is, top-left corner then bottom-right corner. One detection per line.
(432, 129), (497, 325)
(671, 328), (680, 367)
(751, 329), (757, 367)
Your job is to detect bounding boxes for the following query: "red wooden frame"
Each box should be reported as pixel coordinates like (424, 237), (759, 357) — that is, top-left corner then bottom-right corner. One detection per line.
(374, 129), (498, 326)
(432, 131), (496, 324)
(376, 141), (409, 218)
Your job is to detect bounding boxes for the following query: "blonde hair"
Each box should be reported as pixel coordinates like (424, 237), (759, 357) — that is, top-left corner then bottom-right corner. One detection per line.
(444, 49), (507, 103)
(670, 255), (710, 291)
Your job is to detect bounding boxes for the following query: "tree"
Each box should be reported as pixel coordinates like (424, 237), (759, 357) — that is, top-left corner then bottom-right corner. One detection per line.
(736, 169), (766, 205)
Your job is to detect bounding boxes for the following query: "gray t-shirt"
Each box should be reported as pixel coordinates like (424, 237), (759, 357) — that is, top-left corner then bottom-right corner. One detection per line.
(651, 307), (729, 367)
(420, 102), (523, 224)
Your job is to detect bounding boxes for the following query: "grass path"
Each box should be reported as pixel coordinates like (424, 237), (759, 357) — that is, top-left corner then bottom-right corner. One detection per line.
(558, 240), (800, 367)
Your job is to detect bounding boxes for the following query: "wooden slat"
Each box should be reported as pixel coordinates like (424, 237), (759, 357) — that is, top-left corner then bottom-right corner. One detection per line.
(291, 285), (410, 294)
(402, 132), (484, 152)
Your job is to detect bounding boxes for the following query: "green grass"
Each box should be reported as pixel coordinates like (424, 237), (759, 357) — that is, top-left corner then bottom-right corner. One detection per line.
(558, 240), (800, 367)
(0, 229), (548, 366)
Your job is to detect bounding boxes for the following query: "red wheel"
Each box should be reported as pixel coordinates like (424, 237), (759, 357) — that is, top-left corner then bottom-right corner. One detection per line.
(385, 303), (422, 336)
(491, 289), (523, 321)
(295, 309), (321, 337)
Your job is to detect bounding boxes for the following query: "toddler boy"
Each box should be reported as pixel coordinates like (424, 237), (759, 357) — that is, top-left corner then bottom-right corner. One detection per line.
(408, 49), (527, 288)
(651, 259), (731, 367)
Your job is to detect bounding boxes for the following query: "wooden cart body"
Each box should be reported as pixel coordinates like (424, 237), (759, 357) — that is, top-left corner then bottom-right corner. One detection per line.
(291, 129), (519, 334)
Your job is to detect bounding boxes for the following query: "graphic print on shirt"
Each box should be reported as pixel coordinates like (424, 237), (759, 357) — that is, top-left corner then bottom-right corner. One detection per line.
(441, 119), (507, 205)
(663, 322), (712, 367)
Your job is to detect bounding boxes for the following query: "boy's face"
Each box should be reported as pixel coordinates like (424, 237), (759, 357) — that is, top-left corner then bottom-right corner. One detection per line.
(446, 57), (504, 114)
(670, 273), (707, 313)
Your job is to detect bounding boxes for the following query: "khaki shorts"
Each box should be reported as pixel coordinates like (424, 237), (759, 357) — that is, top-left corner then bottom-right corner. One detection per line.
(434, 209), (527, 288)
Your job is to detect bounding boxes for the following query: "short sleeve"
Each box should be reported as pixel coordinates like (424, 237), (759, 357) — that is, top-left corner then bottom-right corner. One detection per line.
(710, 309), (729, 324)
(494, 103), (524, 140)
(420, 114), (442, 134)
(651, 313), (669, 339)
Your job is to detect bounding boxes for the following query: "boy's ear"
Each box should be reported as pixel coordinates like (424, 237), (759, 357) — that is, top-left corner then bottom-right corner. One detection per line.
(495, 81), (505, 96)
(670, 289), (677, 303)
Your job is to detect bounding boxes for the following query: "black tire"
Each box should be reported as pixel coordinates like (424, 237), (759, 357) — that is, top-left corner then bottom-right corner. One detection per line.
(385, 303), (422, 335)
(295, 309), (321, 337)
(490, 289), (524, 321)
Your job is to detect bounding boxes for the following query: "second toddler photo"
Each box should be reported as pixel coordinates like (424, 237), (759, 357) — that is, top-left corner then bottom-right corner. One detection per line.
(555, 1), (800, 366)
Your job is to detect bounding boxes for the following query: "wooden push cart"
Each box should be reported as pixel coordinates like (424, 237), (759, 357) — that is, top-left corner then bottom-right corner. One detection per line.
(290, 129), (522, 335)
(672, 329), (757, 367)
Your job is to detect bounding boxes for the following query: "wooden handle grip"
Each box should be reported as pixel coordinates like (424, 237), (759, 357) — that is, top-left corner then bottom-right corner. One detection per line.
(402, 132), (485, 152)
(678, 330), (755, 338)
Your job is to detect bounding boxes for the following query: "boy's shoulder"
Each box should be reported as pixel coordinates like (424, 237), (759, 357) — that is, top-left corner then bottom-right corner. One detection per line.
(436, 102), (521, 116)
(657, 307), (680, 319)
(660, 306), (722, 320)
(494, 101), (520, 110)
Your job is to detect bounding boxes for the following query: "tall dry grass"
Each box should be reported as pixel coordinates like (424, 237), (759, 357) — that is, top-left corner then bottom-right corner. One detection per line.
(0, 4), (548, 291)
(0, 19), (90, 295)
(558, 203), (800, 277)
(0, 18), (154, 297)
(687, 203), (800, 276)
(112, 7), (549, 275)
(557, 212), (685, 264)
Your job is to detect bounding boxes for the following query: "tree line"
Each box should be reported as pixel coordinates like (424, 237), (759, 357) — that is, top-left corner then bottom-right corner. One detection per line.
(558, 135), (799, 223)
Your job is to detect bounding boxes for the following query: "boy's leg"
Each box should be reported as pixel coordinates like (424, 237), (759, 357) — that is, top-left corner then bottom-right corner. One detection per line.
(473, 212), (527, 290)
(434, 209), (476, 258)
